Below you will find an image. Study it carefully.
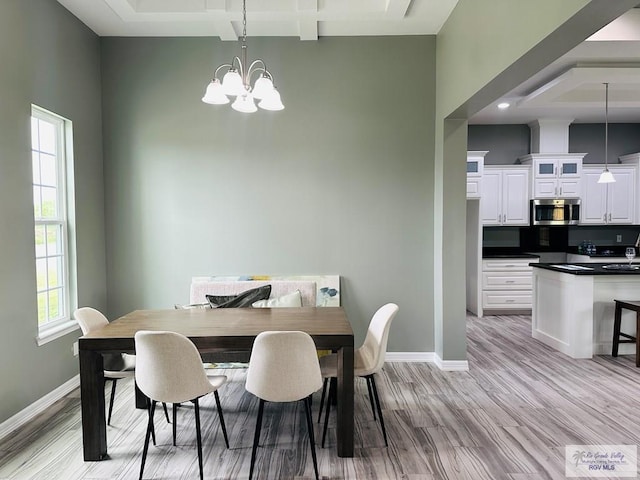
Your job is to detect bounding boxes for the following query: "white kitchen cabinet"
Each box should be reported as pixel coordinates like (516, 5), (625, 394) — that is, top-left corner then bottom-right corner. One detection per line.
(482, 257), (539, 312)
(519, 153), (585, 199)
(481, 166), (530, 226)
(581, 166), (635, 225)
(619, 152), (640, 224)
(466, 151), (487, 199)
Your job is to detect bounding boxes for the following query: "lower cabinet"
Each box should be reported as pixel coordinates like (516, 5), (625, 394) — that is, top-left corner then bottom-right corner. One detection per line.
(482, 258), (538, 312)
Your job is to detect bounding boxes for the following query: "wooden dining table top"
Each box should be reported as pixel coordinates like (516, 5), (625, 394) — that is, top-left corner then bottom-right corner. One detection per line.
(79, 306), (354, 351)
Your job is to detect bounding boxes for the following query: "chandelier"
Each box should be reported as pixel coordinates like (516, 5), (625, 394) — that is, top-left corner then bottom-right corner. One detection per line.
(201, 0), (284, 113)
(598, 82), (615, 183)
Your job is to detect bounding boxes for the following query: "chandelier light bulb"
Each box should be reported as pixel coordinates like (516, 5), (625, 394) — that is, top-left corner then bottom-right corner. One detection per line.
(258, 88), (284, 111)
(221, 70), (245, 97)
(252, 75), (274, 100)
(202, 79), (230, 105)
(232, 93), (258, 113)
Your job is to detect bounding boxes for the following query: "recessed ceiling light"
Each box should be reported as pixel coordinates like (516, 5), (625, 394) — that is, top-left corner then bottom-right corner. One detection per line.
(497, 102), (510, 110)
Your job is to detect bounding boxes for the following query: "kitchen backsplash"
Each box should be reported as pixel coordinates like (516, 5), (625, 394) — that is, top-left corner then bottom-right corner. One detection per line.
(483, 225), (640, 249)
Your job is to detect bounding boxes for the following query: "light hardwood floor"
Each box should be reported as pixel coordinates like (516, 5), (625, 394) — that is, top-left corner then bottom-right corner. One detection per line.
(2, 314), (640, 479)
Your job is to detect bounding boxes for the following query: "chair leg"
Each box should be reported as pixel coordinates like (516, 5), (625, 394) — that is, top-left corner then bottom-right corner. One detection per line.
(317, 378), (328, 423)
(321, 380), (335, 448)
(365, 375), (377, 421)
(193, 399), (204, 480)
(213, 391), (230, 448)
(148, 399), (156, 446)
(303, 397), (320, 480)
(369, 375), (388, 447)
(107, 379), (117, 426)
(249, 399), (265, 480)
(162, 402), (170, 423)
(172, 404), (178, 446)
(613, 301), (622, 357)
(139, 400), (156, 480)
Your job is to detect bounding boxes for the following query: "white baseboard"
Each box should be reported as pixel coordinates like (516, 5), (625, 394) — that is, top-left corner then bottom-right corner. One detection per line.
(386, 352), (469, 371)
(386, 352), (435, 362)
(0, 374), (80, 441)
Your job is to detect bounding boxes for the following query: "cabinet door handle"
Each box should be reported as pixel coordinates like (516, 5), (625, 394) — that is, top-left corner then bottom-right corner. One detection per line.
(559, 186), (562, 195)
(609, 213), (612, 222)
(506, 299), (515, 303)
(506, 280), (515, 283)
(603, 214), (607, 222)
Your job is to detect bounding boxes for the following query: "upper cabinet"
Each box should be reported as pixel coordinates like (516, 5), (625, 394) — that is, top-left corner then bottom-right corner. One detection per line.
(581, 165), (636, 225)
(519, 154), (585, 199)
(481, 166), (530, 226)
(467, 151), (487, 199)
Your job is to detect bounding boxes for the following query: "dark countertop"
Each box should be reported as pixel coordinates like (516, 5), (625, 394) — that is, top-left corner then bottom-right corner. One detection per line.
(482, 248), (540, 259)
(532, 263), (640, 275)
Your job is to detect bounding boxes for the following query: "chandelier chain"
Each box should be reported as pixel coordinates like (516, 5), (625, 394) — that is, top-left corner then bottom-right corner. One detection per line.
(242, 0), (247, 42)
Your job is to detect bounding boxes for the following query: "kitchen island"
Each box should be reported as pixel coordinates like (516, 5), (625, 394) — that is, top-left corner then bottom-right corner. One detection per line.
(531, 263), (640, 359)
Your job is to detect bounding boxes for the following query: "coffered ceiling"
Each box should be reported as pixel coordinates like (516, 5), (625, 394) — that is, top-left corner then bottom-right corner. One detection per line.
(471, 8), (640, 124)
(56, 0), (459, 40)
(56, 1), (640, 124)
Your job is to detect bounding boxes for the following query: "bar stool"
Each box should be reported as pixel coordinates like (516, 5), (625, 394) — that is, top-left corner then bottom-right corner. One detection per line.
(612, 299), (640, 367)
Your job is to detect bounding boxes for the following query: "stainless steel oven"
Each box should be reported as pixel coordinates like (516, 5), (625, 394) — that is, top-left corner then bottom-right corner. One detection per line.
(531, 198), (580, 225)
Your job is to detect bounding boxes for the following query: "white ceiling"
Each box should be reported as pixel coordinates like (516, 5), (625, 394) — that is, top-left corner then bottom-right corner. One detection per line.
(56, 0), (459, 40)
(56, 1), (640, 124)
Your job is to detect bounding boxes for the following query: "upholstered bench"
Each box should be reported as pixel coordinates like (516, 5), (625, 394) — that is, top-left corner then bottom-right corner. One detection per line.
(183, 275), (340, 364)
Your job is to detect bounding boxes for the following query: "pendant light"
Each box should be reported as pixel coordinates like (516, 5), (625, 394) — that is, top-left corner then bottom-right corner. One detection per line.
(597, 83), (615, 184)
(201, 0), (284, 113)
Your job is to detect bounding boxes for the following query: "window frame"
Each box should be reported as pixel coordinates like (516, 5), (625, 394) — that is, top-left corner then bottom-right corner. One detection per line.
(31, 105), (78, 344)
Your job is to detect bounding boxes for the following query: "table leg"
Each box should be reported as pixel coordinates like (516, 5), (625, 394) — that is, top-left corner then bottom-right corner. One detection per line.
(636, 312), (640, 367)
(79, 349), (107, 460)
(336, 345), (354, 457)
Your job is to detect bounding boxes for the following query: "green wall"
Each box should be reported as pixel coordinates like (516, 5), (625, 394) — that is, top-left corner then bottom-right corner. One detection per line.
(0, 0), (105, 423)
(101, 36), (436, 350)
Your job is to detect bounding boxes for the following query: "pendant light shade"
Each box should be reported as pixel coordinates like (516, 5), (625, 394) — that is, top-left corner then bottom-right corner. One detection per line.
(258, 88), (284, 111)
(598, 169), (616, 183)
(231, 93), (258, 113)
(202, 0), (284, 113)
(202, 79), (230, 105)
(597, 82), (615, 184)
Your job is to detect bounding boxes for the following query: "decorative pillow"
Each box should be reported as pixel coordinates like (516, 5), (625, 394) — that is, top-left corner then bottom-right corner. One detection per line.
(174, 303), (211, 310)
(206, 285), (272, 308)
(252, 290), (302, 308)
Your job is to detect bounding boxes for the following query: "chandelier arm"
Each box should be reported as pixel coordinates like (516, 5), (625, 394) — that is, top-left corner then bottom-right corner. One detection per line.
(231, 56), (244, 78)
(214, 63), (233, 78)
(246, 60), (273, 84)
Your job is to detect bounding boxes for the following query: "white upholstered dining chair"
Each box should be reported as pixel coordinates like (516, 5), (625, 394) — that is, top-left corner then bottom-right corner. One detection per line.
(74, 307), (169, 425)
(134, 330), (229, 480)
(245, 331), (323, 480)
(318, 302), (399, 447)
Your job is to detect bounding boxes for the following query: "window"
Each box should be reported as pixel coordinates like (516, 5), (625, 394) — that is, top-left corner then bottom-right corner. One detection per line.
(31, 106), (77, 343)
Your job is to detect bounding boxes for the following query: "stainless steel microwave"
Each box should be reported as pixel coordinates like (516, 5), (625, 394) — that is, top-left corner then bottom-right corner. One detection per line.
(531, 198), (580, 225)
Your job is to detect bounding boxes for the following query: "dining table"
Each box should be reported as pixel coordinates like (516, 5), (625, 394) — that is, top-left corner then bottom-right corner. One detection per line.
(78, 306), (355, 460)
